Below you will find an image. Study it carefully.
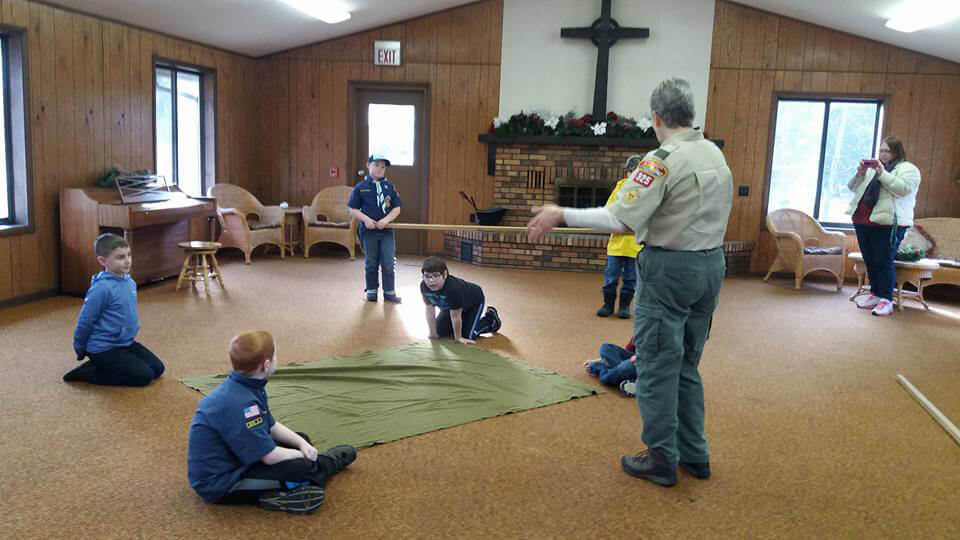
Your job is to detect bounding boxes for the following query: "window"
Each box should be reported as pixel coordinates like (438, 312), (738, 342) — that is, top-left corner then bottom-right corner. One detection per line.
(767, 97), (884, 226)
(0, 26), (32, 235)
(368, 103), (415, 166)
(154, 61), (215, 197)
(0, 37), (11, 223)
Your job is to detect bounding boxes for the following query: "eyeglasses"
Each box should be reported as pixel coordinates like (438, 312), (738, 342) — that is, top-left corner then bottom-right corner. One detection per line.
(423, 272), (444, 281)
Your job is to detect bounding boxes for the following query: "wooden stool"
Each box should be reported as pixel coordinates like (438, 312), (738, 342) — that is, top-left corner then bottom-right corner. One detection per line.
(176, 241), (224, 295)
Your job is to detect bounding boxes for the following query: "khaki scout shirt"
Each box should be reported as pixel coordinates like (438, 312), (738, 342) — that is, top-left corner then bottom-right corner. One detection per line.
(608, 129), (733, 251)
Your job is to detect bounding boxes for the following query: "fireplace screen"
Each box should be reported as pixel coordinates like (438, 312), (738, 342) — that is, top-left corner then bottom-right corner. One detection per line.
(557, 185), (613, 208)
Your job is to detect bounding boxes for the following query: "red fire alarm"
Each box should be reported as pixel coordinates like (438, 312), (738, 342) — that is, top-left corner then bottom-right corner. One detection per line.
(329, 166), (339, 178)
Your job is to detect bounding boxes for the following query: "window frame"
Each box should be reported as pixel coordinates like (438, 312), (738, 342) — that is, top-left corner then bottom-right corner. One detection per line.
(152, 56), (216, 197)
(0, 23), (34, 237)
(762, 92), (889, 231)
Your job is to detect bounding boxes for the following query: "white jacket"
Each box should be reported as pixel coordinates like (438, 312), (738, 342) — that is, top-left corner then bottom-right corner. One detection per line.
(845, 160), (921, 227)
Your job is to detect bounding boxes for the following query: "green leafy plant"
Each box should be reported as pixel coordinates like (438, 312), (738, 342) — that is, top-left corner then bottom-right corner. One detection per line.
(96, 166), (153, 188)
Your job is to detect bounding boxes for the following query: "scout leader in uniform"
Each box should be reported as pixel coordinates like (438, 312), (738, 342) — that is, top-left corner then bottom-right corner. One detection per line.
(527, 77), (733, 488)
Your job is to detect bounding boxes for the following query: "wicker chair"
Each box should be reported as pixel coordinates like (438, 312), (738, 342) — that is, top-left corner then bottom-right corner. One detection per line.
(764, 208), (846, 290)
(207, 184), (285, 264)
(913, 217), (960, 289)
(302, 186), (359, 259)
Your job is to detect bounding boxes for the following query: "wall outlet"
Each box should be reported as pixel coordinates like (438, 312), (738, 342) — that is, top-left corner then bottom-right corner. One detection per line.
(738, 185), (749, 196)
(329, 166), (338, 178)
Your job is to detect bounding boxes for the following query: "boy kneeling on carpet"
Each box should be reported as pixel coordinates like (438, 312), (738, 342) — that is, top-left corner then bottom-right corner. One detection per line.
(421, 256), (501, 345)
(187, 330), (357, 515)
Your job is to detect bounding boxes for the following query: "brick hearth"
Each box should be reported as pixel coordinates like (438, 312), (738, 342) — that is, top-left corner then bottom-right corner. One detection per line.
(443, 138), (753, 275)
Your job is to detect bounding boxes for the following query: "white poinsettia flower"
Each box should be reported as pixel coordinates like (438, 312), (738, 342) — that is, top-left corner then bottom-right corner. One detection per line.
(591, 122), (607, 136)
(545, 116), (560, 129)
(493, 116), (506, 128)
(638, 114), (652, 131)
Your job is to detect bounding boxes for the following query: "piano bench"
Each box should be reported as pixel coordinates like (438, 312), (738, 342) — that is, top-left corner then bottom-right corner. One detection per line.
(176, 241), (225, 295)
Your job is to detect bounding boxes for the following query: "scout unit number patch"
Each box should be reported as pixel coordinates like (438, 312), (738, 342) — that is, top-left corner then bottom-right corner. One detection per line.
(246, 417), (264, 429)
(632, 159), (667, 188)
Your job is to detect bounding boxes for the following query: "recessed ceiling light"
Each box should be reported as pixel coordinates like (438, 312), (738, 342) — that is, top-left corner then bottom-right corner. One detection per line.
(884, 0), (960, 32)
(276, 0), (351, 24)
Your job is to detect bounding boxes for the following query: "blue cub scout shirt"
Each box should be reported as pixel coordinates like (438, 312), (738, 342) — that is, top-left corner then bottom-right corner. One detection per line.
(348, 176), (403, 222)
(187, 372), (278, 503)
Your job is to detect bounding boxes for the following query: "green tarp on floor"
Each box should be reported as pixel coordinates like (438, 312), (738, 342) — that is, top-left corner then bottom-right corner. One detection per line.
(181, 341), (600, 449)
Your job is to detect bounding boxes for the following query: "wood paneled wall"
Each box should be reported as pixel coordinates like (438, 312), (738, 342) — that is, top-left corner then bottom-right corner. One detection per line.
(0, 0), (258, 303)
(257, 0), (503, 252)
(705, 1), (960, 273)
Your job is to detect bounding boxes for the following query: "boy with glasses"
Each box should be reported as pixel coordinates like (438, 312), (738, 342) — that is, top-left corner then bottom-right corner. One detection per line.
(420, 256), (500, 345)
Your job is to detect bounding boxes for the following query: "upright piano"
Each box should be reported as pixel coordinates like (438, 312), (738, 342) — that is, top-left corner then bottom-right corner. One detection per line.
(60, 186), (217, 296)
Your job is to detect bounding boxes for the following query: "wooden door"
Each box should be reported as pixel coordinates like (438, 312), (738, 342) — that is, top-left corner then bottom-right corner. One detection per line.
(353, 88), (427, 255)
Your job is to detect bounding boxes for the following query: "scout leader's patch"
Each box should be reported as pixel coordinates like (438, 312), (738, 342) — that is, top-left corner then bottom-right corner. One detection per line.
(622, 189), (640, 204)
(631, 158), (668, 188)
(246, 417), (264, 429)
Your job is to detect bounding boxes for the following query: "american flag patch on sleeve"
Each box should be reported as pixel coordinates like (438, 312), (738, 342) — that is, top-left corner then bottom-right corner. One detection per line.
(243, 404), (260, 418)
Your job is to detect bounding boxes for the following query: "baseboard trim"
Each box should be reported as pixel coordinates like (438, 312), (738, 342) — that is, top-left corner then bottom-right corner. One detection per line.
(0, 288), (61, 309)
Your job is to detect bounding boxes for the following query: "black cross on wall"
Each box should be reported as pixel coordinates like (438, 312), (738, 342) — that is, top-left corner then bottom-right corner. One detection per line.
(560, 0), (649, 119)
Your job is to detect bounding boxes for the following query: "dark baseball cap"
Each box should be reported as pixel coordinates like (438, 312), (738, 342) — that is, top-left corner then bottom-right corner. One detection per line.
(367, 154), (391, 166)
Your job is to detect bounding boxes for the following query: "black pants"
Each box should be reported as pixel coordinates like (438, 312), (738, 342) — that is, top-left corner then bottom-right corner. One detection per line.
(86, 341), (165, 386)
(217, 433), (338, 505)
(436, 303), (498, 340)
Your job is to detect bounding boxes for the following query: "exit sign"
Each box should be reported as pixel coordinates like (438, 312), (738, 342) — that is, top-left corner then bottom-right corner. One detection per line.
(374, 40), (401, 66)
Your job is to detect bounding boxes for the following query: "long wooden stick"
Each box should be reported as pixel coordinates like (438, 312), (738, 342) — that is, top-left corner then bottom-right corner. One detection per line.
(385, 222), (604, 234)
(896, 373), (960, 446)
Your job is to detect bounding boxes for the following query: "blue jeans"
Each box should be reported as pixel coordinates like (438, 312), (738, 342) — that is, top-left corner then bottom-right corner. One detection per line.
(358, 228), (397, 294)
(854, 224), (906, 301)
(595, 342), (637, 387)
(602, 256), (637, 295)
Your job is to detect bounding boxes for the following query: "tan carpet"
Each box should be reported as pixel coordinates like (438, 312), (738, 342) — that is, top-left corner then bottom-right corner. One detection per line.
(1, 249), (958, 538)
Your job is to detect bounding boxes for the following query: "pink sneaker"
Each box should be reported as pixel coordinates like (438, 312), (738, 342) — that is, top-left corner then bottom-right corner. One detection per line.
(871, 299), (894, 316)
(856, 294), (879, 309)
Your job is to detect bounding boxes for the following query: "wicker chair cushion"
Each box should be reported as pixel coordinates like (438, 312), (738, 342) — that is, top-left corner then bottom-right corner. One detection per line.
(931, 257), (960, 269)
(248, 218), (281, 230)
(803, 246), (844, 255)
(309, 221), (350, 229)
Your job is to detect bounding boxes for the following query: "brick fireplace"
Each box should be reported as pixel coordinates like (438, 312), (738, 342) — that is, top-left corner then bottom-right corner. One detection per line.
(443, 136), (752, 275)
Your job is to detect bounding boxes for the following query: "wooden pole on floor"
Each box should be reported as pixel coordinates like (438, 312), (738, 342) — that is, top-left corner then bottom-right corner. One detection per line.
(385, 223), (603, 234)
(896, 373), (960, 446)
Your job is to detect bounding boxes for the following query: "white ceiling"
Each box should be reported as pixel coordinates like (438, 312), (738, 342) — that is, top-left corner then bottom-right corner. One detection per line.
(42, 0), (481, 57)
(734, 0), (960, 63)
(43, 0), (960, 62)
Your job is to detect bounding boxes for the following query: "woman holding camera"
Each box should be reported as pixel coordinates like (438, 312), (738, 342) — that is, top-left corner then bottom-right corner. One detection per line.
(846, 136), (921, 316)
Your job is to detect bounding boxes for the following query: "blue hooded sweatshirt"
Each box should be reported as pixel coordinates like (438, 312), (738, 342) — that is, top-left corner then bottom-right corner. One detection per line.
(73, 272), (140, 355)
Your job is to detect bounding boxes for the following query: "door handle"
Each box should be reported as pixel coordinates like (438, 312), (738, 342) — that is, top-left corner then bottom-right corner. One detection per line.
(357, 169), (365, 176)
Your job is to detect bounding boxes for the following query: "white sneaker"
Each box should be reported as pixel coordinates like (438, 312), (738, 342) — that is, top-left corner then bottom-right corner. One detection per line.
(871, 299), (894, 316)
(856, 294), (879, 309)
(619, 380), (636, 397)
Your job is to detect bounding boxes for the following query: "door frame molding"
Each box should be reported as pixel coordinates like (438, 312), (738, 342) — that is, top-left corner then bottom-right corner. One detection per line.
(347, 82), (431, 243)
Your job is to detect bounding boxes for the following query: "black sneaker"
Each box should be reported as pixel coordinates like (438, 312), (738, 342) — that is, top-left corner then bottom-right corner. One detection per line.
(383, 293), (402, 304)
(63, 361), (96, 382)
(486, 307), (501, 333)
(258, 484), (325, 515)
(321, 445), (357, 471)
(680, 461), (711, 479)
(620, 449), (677, 487)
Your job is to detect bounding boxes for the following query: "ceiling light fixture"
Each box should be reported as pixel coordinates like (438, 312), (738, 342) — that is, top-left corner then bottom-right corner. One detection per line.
(276, 0), (351, 24)
(884, 0), (960, 32)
